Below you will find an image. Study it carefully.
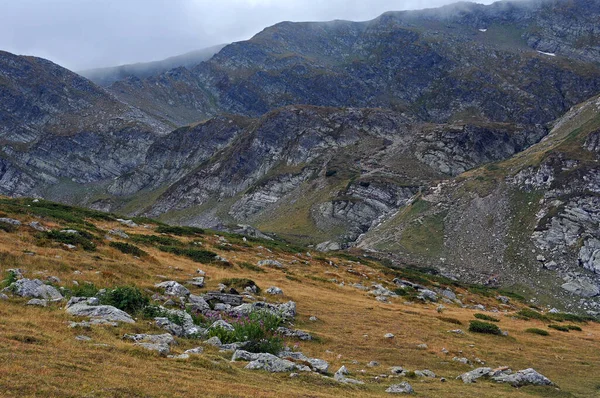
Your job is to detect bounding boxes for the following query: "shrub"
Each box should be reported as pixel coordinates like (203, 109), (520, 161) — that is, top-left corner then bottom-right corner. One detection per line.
(404, 371), (417, 378)
(474, 313), (500, 322)
(207, 311), (283, 354)
(469, 320), (502, 335)
(156, 225), (204, 236)
(437, 316), (463, 325)
(130, 234), (181, 246)
(525, 328), (549, 336)
(70, 282), (99, 298)
(547, 312), (593, 323)
(548, 324), (570, 332)
(109, 241), (147, 257)
(0, 221), (17, 233)
(515, 308), (549, 322)
(101, 286), (148, 314)
(1, 270), (18, 289)
(158, 246), (218, 263)
(567, 325), (583, 331)
(43, 230), (96, 251)
(238, 262), (265, 273)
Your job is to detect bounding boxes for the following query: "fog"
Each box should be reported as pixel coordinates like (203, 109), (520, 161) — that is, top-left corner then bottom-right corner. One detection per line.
(0, 0), (496, 71)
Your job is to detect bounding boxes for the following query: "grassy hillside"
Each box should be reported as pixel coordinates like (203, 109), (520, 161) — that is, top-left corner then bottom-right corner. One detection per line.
(0, 198), (599, 397)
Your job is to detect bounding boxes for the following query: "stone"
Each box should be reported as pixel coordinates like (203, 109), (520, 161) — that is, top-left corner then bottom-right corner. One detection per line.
(386, 382), (414, 394)
(334, 366), (364, 385)
(309, 316), (318, 321)
(384, 333), (395, 339)
(46, 276), (61, 284)
(213, 303), (230, 311)
(135, 342), (170, 356)
(390, 366), (404, 375)
(187, 294), (210, 313)
(370, 284), (397, 297)
(204, 291), (243, 306)
(419, 289), (438, 302)
(12, 279), (63, 300)
(108, 229), (129, 239)
(184, 347), (204, 355)
(230, 300), (296, 320)
(453, 357), (470, 365)
(155, 308), (202, 337)
(66, 299), (134, 323)
(0, 293), (8, 300)
(123, 333), (175, 345)
(448, 329), (464, 334)
(417, 343), (428, 349)
(492, 368), (553, 387)
(155, 281), (190, 297)
(29, 221), (47, 231)
(441, 289), (457, 300)
(116, 219), (138, 227)
(266, 286), (283, 295)
(75, 335), (91, 341)
(561, 279), (600, 297)
(188, 277), (205, 287)
(26, 298), (47, 307)
(209, 319), (235, 332)
(69, 319), (118, 328)
(458, 367), (492, 383)
(276, 327), (312, 341)
(205, 336), (223, 347)
(0, 217), (21, 225)
(497, 296), (510, 304)
(367, 361), (380, 367)
(415, 369), (436, 378)
(257, 259), (283, 268)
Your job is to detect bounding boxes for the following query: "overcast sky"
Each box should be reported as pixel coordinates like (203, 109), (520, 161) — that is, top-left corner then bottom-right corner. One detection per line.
(0, 0), (496, 71)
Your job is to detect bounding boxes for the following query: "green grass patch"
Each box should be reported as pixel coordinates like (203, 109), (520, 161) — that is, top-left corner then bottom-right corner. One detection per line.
(208, 311), (283, 354)
(158, 246), (219, 264)
(238, 262), (265, 273)
(525, 328), (550, 336)
(130, 234), (181, 247)
(156, 225), (204, 236)
(109, 242), (147, 257)
(469, 320), (502, 335)
(548, 324), (570, 332)
(474, 313), (500, 322)
(566, 325), (583, 331)
(101, 285), (149, 314)
(42, 230), (97, 251)
(516, 308), (550, 322)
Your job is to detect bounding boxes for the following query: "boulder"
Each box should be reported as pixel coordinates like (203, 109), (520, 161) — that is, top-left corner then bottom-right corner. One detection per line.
(277, 351), (329, 373)
(384, 333), (395, 339)
(108, 229), (129, 239)
(155, 281), (190, 297)
(123, 333), (175, 345)
(492, 368), (553, 387)
(334, 366), (364, 384)
(386, 382), (414, 394)
(187, 294), (210, 313)
(230, 301), (296, 320)
(26, 298), (47, 307)
(245, 355), (300, 372)
(419, 289), (438, 302)
(155, 308), (202, 337)
(184, 347), (204, 355)
(12, 279), (63, 300)
(209, 319), (235, 332)
(0, 217), (21, 225)
(266, 286), (283, 295)
(204, 291), (243, 306)
(66, 301), (135, 323)
(458, 367), (492, 383)
(188, 277), (205, 287)
(135, 342), (170, 356)
(276, 327), (312, 340)
(257, 259), (283, 268)
(415, 369), (436, 378)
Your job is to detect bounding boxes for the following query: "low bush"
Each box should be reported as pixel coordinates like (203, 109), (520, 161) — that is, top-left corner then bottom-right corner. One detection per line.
(220, 278), (260, 293)
(474, 313), (500, 322)
(156, 225), (204, 236)
(207, 311), (283, 354)
(547, 312), (594, 323)
(130, 234), (181, 247)
(158, 246), (218, 263)
(109, 241), (147, 257)
(239, 262), (264, 273)
(70, 282), (99, 298)
(101, 286), (148, 314)
(437, 316), (463, 325)
(43, 230), (96, 251)
(525, 328), (549, 336)
(567, 324), (583, 331)
(1, 270), (19, 289)
(0, 221), (17, 233)
(515, 308), (549, 322)
(469, 320), (502, 335)
(548, 324), (570, 332)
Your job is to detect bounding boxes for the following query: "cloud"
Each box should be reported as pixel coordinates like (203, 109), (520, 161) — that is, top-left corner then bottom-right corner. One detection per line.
(0, 0), (495, 71)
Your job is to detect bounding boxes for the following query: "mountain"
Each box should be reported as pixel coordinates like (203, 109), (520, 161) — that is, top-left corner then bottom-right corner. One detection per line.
(0, 196), (599, 397)
(108, 0), (600, 127)
(0, 50), (169, 198)
(358, 94), (600, 311)
(78, 44), (226, 87)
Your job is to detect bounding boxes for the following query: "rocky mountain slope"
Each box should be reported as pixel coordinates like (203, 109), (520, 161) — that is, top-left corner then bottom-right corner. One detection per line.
(109, 0), (600, 127)
(359, 94), (600, 313)
(0, 51), (169, 198)
(79, 44), (226, 87)
(0, 197), (599, 397)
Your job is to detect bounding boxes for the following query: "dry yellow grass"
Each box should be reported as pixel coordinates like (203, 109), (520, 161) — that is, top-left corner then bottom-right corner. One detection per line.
(0, 207), (599, 397)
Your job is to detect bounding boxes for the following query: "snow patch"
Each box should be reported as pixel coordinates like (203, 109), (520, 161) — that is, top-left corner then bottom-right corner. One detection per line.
(537, 51), (556, 57)
(478, 29), (487, 32)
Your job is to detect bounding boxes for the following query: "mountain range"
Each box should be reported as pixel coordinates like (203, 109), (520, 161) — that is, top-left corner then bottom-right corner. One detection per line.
(1, 0), (600, 311)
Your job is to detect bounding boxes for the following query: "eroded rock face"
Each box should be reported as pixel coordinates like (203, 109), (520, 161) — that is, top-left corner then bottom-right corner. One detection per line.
(12, 279), (63, 300)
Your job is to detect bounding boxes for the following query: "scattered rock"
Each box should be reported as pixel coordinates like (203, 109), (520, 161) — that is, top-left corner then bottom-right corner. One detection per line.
(11, 279), (63, 300)
(390, 366), (404, 375)
(135, 342), (170, 356)
(265, 286), (283, 295)
(187, 277), (205, 287)
(0, 217), (21, 226)
(116, 219), (138, 228)
(384, 333), (395, 339)
(75, 335), (91, 341)
(184, 347), (204, 355)
(209, 319), (235, 332)
(155, 281), (190, 297)
(334, 366), (364, 384)
(415, 369), (436, 378)
(124, 333), (175, 345)
(386, 382), (414, 394)
(26, 298), (47, 307)
(28, 221), (47, 231)
(492, 368), (553, 387)
(276, 327), (312, 341)
(309, 316), (318, 321)
(66, 298), (134, 323)
(257, 259), (283, 268)
(416, 343), (428, 350)
(458, 367), (493, 383)
(108, 229), (129, 239)
(419, 289), (438, 302)
(367, 361), (380, 367)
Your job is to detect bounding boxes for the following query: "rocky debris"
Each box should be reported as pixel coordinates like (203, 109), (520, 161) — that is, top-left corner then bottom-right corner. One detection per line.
(334, 366), (364, 385)
(278, 351), (329, 373)
(123, 333), (175, 346)
(265, 286), (283, 295)
(155, 308), (203, 337)
(448, 329), (464, 334)
(316, 241), (341, 252)
(561, 278), (600, 297)
(384, 333), (395, 339)
(26, 298), (47, 307)
(116, 219), (138, 228)
(187, 277), (205, 287)
(393, 279), (425, 291)
(184, 347), (204, 355)
(415, 370), (436, 378)
(208, 319), (235, 332)
(453, 357), (470, 365)
(276, 327), (312, 341)
(204, 291), (243, 306)
(229, 301), (296, 320)
(441, 289), (457, 300)
(187, 294), (210, 313)
(390, 366), (404, 375)
(492, 368), (553, 387)
(75, 335), (91, 341)
(0, 293), (8, 300)
(28, 221), (47, 231)
(10, 279), (63, 300)
(257, 259), (283, 268)
(497, 296), (510, 304)
(69, 319), (118, 328)
(370, 284), (397, 297)
(204, 336), (222, 347)
(135, 342), (170, 356)
(386, 382), (414, 394)
(419, 289), (438, 302)
(108, 229), (129, 239)
(232, 350), (308, 373)
(416, 343), (428, 350)
(66, 298), (135, 324)
(0, 217), (21, 226)
(155, 281), (190, 297)
(46, 276), (61, 284)
(459, 367), (493, 383)
(309, 316), (318, 322)
(367, 361), (380, 367)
